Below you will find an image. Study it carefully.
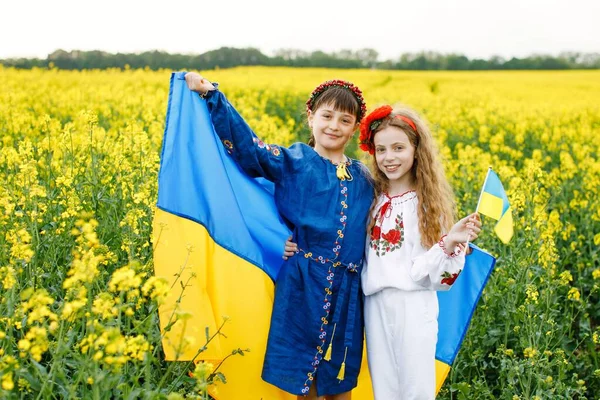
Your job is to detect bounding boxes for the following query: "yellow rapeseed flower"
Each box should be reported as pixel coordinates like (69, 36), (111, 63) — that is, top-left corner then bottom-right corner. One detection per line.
(108, 265), (144, 293)
(141, 276), (169, 304)
(525, 284), (539, 304)
(2, 372), (14, 390)
(558, 271), (573, 286)
(0, 266), (16, 289)
(567, 287), (581, 301)
(92, 293), (118, 320)
(523, 347), (537, 358)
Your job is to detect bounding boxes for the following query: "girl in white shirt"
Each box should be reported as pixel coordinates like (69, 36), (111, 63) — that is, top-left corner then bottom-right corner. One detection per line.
(358, 105), (482, 400)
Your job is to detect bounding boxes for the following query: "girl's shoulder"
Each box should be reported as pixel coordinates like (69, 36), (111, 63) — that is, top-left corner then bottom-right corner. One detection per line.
(288, 142), (316, 155)
(349, 158), (374, 186)
(283, 142), (320, 164)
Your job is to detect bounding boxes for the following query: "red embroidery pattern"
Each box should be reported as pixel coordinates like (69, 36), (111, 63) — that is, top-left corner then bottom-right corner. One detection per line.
(370, 214), (405, 256)
(438, 234), (465, 258)
(441, 270), (462, 286)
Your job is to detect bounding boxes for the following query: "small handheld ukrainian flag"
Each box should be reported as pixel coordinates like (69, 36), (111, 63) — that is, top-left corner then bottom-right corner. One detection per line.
(476, 167), (513, 243)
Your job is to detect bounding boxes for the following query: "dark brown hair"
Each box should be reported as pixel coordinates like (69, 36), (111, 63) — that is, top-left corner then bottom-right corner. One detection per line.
(307, 86), (361, 147)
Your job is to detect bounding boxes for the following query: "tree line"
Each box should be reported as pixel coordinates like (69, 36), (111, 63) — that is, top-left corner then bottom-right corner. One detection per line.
(2, 47), (599, 70)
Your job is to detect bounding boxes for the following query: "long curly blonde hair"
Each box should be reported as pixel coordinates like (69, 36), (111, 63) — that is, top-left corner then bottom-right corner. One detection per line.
(366, 106), (456, 248)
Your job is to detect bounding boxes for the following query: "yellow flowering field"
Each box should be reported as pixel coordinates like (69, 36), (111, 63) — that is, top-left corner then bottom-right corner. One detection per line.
(0, 65), (599, 398)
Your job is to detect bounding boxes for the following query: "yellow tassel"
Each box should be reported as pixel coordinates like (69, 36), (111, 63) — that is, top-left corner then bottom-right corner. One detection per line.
(337, 347), (348, 381)
(336, 162), (353, 181)
(324, 323), (336, 361)
(337, 362), (346, 381)
(324, 344), (332, 361)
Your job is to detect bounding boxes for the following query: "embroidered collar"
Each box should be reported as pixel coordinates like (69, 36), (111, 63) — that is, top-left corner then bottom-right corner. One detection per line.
(384, 190), (416, 200)
(320, 154), (352, 167)
(378, 190), (416, 221)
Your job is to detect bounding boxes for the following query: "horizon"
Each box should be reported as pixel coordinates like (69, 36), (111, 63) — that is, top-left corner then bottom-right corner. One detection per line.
(2, 46), (598, 62)
(2, 0), (598, 61)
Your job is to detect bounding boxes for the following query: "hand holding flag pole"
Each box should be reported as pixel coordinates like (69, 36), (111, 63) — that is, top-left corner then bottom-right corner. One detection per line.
(447, 169), (492, 253)
(463, 167), (496, 250)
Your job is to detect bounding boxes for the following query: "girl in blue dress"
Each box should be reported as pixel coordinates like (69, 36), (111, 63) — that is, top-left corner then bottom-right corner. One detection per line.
(185, 72), (374, 399)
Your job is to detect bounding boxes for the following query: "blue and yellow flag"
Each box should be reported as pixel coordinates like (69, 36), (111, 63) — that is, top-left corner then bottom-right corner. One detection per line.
(435, 245), (496, 392)
(153, 72), (495, 398)
(153, 72), (295, 399)
(476, 168), (513, 243)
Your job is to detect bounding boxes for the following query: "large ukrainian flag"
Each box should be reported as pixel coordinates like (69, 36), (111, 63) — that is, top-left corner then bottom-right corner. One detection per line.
(153, 72), (495, 399)
(153, 72), (295, 399)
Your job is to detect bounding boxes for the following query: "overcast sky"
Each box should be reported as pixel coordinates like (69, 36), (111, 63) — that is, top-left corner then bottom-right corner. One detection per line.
(2, 0), (599, 60)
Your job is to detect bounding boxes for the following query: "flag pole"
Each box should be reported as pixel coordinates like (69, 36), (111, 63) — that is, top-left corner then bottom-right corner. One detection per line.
(464, 166), (492, 253)
(475, 166), (492, 213)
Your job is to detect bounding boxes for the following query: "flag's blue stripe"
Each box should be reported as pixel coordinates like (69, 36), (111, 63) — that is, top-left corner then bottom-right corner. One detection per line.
(483, 171), (510, 214)
(435, 245), (496, 364)
(482, 170), (504, 198)
(157, 72), (291, 281)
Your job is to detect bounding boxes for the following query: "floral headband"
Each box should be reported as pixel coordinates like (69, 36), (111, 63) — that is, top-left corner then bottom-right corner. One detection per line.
(359, 105), (418, 154)
(306, 79), (367, 121)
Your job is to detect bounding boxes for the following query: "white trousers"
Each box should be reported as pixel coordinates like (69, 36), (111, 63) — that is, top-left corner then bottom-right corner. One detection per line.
(364, 288), (439, 400)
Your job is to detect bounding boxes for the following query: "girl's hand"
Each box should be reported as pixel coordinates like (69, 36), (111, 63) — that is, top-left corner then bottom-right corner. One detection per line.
(282, 235), (298, 260)
(185, 72), (215, 95)
(446, 213), (482, 249)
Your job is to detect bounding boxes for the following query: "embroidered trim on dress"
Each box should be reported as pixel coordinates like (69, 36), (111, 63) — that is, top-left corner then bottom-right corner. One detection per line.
(438, 234), (465, 258)
(300, 179), (355, 394)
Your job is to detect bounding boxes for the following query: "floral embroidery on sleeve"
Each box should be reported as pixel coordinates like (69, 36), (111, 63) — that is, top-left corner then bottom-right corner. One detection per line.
(441, 270), (462, 286)
(253, 137), (266, 148)
(252, 137), (281, 157)
(222, 139), (233, 149)
(370, 214), (404, 257)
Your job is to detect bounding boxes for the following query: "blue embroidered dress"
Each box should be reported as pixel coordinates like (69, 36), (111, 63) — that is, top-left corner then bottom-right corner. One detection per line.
(204, 88), (373, 396)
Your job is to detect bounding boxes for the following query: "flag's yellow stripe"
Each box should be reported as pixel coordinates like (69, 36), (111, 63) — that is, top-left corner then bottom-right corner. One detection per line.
(352, 344), (374, 399)
(435, 360), (451, 394)
(478, 192), (504, 220)
(153, 209), (294, 399)
(494, 206), (514, 244)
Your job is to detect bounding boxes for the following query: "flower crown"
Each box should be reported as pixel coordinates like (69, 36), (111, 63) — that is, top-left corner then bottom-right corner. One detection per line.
(359, 105), (418, 154)
(306, 79), (367, 121)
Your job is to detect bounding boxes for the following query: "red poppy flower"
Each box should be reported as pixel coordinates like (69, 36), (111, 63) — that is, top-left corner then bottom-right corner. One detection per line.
(371, 225), (382, 240)
(382, 229), (401, 245)
(358, 105), (394, 154)
(441, 272), (460, 286)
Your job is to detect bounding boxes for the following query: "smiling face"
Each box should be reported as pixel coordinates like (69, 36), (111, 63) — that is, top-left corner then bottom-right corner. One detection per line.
(308, 104), (358, 153)
(373, 125), (416, 192)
